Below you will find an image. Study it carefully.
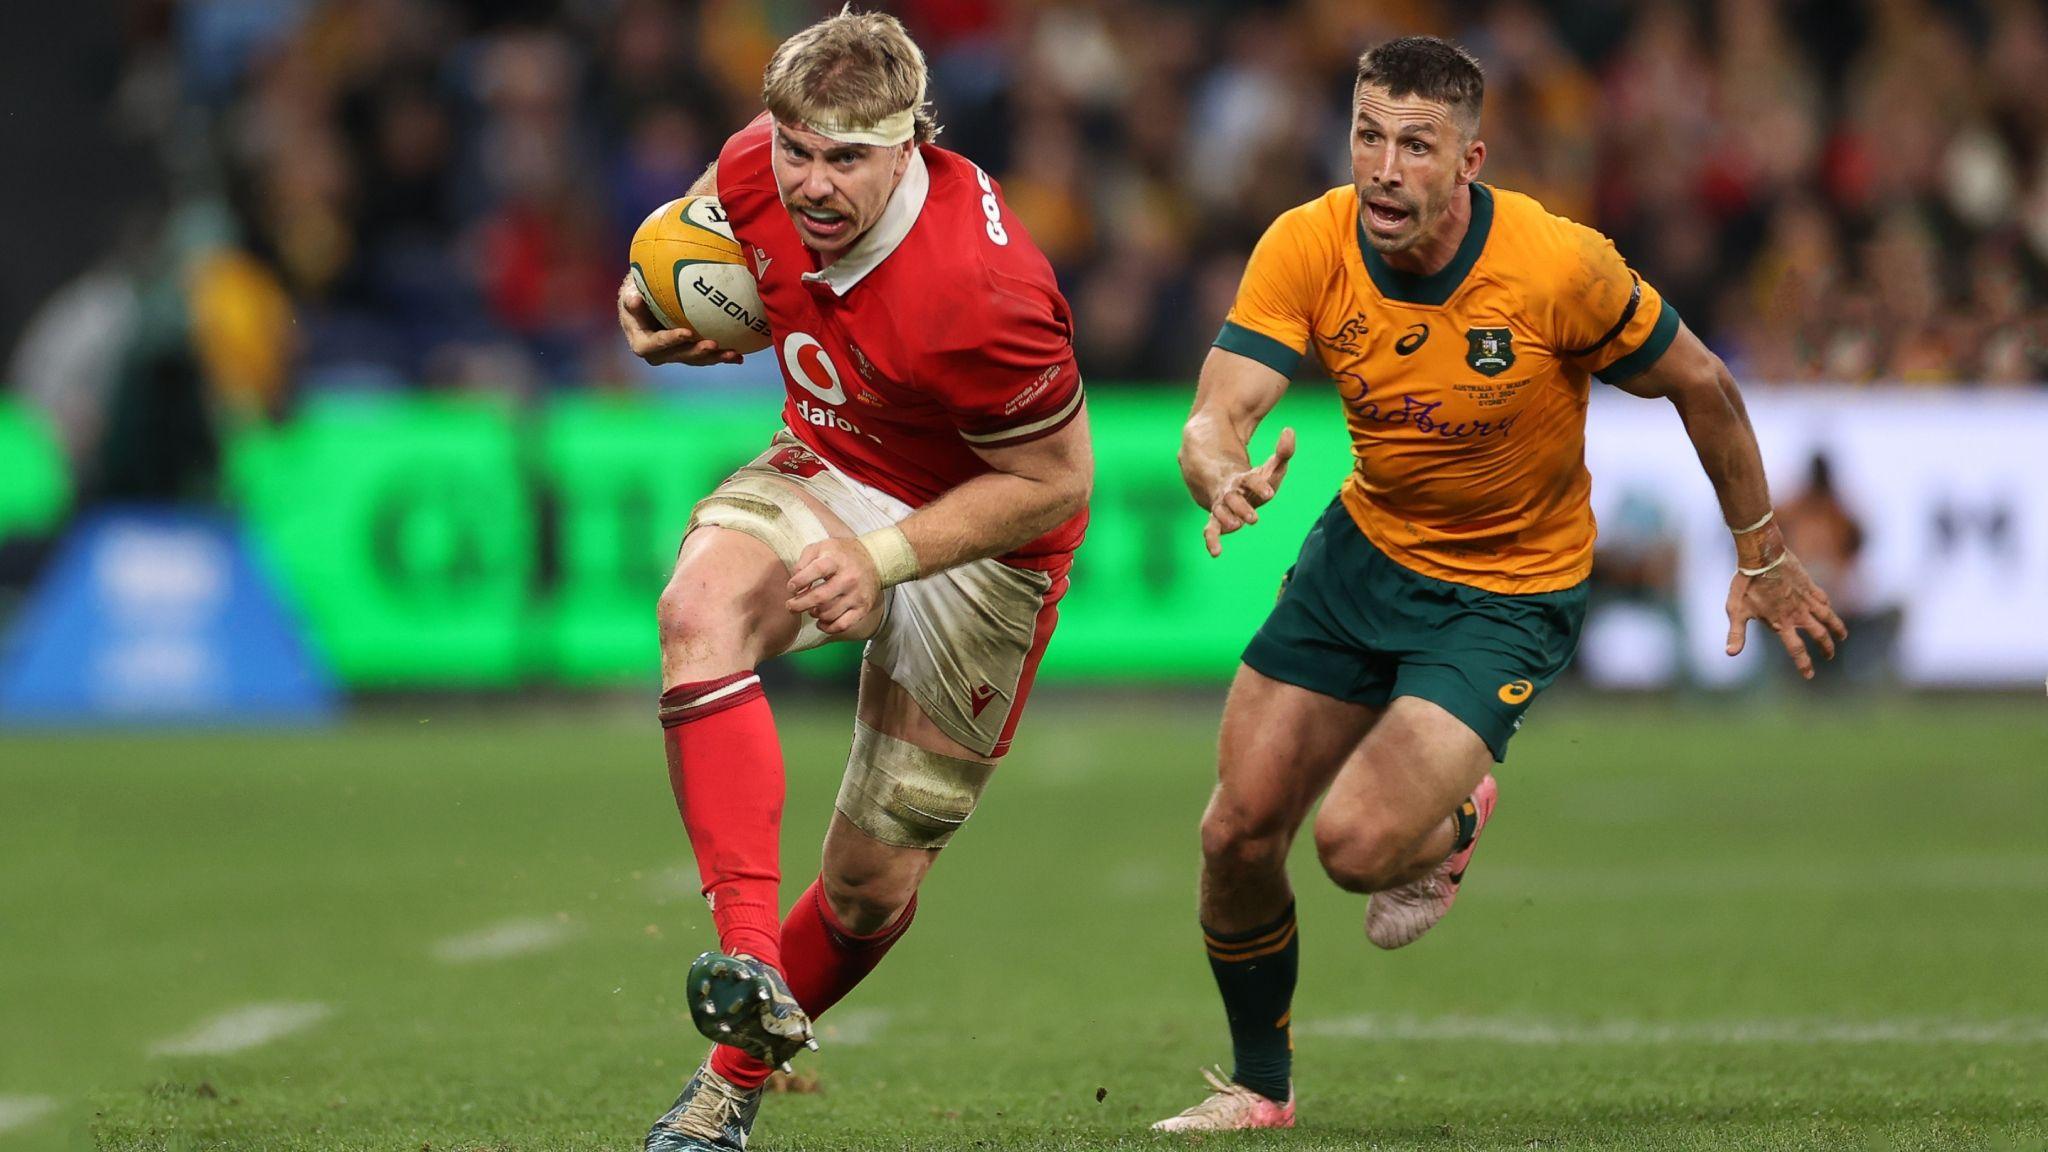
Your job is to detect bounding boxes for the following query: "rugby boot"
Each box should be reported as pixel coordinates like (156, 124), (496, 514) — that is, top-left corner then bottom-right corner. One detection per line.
(1151, 1066), (1295, 1132)
(686, 951), (818, 1072)
(1366, 772), (1497, 949)
(644, 1058), (762, 1151)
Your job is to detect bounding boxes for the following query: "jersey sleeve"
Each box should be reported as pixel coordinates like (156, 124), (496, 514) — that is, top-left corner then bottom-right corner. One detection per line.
(1213, 206), (1328, 378)
(1550, 219), (1683, 385)
(925, 273), (1085, 449)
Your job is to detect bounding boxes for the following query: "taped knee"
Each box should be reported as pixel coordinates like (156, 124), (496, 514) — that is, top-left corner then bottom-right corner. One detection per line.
(686, 475), (836, 652)
(835, 722), (994, 849)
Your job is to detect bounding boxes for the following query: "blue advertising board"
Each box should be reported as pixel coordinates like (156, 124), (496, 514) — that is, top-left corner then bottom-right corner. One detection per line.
(0, 509), (334, 724)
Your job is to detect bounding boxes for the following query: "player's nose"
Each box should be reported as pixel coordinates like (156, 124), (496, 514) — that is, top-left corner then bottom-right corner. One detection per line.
(1373, 148), (1401, 187)
(801, 165), (836, 204)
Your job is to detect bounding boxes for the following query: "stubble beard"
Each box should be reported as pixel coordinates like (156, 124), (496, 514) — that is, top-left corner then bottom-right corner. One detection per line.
(1358, 197), (1423, 256)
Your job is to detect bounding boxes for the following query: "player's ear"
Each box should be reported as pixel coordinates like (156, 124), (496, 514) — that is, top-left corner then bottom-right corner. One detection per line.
(1459, 135), (1486, 185)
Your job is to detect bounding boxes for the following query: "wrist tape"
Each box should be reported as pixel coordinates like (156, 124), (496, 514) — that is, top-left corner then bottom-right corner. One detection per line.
(858, 525), (920, 588)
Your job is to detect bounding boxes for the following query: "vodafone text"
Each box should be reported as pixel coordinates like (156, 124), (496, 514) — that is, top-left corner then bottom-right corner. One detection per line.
(795, 398), (866, 436)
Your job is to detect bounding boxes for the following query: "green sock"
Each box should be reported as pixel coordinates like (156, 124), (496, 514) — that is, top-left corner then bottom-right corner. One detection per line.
(1203, 902), (1298, 1103)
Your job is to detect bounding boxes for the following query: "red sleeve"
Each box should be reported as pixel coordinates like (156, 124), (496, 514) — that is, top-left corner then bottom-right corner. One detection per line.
(923, 271), (1085, 448)
(714, 113), (777, 245)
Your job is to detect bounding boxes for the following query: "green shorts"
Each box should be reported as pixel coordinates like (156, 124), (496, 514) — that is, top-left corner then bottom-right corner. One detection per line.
(1242, 499), (1587, 761)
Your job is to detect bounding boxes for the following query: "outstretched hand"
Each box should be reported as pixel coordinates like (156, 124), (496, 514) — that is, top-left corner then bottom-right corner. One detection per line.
(1725, 550), (1849, 679)
(1203, 428), (1296, 558)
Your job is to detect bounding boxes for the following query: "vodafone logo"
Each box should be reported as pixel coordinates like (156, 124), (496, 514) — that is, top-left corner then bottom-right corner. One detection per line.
(782, 331), (847, 405)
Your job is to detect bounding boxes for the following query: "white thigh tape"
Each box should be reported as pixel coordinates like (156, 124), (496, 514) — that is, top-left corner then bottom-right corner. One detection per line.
(835, 722), (994, 849)
(686, 474), (831, 571)
(687, 474), (837, 652)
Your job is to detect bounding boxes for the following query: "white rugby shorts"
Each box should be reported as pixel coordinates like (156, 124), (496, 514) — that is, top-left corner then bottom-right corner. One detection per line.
(689, 433), (1060, 758)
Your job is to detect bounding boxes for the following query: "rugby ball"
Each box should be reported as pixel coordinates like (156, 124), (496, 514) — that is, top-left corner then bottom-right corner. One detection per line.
(628, 195), (773, 353)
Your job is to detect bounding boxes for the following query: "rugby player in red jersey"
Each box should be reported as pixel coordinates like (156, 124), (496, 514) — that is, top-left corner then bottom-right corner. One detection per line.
(615, 11), (1090, 1151)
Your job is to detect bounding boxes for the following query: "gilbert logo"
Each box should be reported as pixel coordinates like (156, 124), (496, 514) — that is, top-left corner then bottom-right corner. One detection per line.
(1497, 679), (1534, 705)
(969, 682), (1000, 717)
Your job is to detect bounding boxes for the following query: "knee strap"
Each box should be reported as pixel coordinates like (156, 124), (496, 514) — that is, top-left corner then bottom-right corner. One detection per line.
(686, 474), (830, 571)
(686, 474), (838, 652)
(835, 722), (995, 849)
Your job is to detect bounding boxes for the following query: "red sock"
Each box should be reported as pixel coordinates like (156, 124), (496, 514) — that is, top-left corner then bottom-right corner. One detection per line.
(710, 877), (918, 1088)
(661, 672), (785, 968)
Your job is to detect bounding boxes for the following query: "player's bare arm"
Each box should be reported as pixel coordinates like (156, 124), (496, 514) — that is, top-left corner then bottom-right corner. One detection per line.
(786, 406), (1093, 634)
(615, 162), (743, 368)
(687, 161), (718, 198)
(1609, 323), (1848, 678)
(1181, 347), (1297, 557)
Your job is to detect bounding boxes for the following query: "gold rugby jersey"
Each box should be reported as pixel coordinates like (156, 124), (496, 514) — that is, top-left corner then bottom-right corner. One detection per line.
(1218, 182), (1680, 594)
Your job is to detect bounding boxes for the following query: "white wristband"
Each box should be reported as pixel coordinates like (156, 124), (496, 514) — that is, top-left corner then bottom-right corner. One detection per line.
(857, 525), (920, 588)
(1737, 552), (1790, 578)
(1730, 510), (1774, 534)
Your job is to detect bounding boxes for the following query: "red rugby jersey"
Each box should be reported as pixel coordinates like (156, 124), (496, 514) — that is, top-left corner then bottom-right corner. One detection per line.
(715, 113), (1088, 569)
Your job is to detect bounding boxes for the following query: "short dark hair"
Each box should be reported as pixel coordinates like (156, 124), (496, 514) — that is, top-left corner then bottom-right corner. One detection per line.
(1354, 36), (1484, 135)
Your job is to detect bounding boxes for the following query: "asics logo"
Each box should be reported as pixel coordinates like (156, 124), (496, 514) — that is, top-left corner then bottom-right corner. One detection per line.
(1395, 323), (1429, 355)
(1497, 679), (1533, 704)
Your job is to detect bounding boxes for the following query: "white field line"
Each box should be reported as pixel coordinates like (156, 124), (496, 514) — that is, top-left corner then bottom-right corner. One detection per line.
(0, 1096), (58, 1135)
(149, 1002), (332, 1057)
(432, 916), (575, 964)
(1301, 1014), (2048, 1046)
(817, 1008), (889, 1047)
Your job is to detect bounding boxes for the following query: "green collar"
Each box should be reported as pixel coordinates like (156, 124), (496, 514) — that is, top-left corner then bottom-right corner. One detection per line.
(1358, 182), (1493, 307)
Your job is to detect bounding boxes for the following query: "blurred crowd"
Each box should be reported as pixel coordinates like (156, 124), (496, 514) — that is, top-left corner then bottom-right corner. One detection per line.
(10, 0), (2048, 492)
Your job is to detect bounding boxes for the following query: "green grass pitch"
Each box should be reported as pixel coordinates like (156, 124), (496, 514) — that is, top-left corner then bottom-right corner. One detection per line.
(3, 693), (2044, 1150)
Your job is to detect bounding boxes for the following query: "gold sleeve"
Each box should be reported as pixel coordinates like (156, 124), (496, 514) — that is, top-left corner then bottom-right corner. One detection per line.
(1213, 206), (1330, 378)
(1553, 221), (1682, 384)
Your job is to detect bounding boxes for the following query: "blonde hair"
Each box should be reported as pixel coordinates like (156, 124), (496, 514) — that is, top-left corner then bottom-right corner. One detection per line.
(762, 7), (938, 144)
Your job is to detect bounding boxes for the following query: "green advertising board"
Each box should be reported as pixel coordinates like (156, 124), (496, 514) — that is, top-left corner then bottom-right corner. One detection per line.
(0, 398), (70, 538)
(1039, 391), (1353, 678)
(228, 396), (534, 685)
(221, 389), (1358, 686)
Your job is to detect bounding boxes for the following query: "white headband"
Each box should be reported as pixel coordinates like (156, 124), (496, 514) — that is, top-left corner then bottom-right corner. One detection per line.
(786, 78), (925, 147)
(805, 105), (918, 146)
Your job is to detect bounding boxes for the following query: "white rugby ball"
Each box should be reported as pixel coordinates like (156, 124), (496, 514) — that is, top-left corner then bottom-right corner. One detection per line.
(627, 195), (773, 354)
